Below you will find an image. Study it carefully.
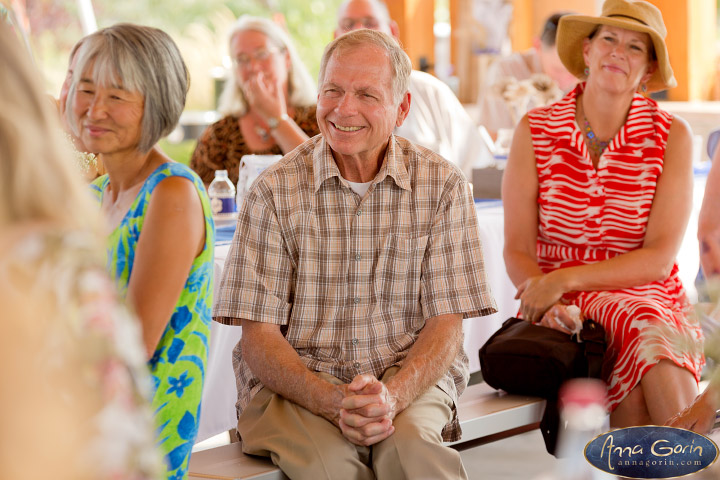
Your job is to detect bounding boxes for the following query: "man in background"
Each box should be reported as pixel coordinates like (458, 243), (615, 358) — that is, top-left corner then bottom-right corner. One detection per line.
(476, 12), (577, 138)
(335, 0), (492, 178)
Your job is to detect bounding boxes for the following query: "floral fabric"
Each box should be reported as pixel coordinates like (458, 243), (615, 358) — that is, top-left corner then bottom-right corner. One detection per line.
(91, 163), (214, 479)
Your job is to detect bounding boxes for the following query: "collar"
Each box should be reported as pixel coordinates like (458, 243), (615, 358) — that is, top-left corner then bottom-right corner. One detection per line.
(312, 134), (412, 193)
(564, 82), (654, 153)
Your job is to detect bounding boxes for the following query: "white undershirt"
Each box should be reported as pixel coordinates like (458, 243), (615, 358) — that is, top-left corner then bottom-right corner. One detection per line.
(346, 180), (372, 198)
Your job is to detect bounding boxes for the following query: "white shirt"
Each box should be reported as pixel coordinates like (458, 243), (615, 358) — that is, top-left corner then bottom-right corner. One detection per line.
(346, 180), (372, 198)
(396, 70), (492, 179)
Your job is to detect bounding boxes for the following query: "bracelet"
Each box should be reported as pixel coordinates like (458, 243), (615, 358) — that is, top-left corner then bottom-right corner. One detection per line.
(267, 113), (290, 130)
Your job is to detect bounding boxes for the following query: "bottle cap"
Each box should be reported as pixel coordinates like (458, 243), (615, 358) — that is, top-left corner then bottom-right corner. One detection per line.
(559, 378), (607, 410)
(215, 169), (228, 177)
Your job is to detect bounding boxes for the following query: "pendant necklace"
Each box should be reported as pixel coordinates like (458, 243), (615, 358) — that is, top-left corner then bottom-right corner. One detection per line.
(583, 117), (610, 157)
(255, 124), (270, 142)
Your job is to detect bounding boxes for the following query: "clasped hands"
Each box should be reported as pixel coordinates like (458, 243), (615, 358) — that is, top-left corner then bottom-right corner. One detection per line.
(516, 273), (579, 333)
(336, 374), (399, 447)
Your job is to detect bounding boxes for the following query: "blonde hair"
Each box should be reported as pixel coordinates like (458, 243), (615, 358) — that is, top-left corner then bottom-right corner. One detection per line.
(217, 15), (317, 117)
(0, 22), (101, 236)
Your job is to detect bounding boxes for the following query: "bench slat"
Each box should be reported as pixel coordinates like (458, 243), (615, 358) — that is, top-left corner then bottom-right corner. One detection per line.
(189, 442), (286, 480)
(448, 382), (545, 446)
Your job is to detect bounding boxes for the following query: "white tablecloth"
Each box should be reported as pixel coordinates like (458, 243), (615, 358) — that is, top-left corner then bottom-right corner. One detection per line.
(196, 202), (517, 441)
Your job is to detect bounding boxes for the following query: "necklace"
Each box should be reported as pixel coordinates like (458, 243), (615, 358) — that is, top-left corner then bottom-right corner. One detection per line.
(254, 124), (270, 142)
(64, 132), (98, 174)
(583, 118), (610, 156)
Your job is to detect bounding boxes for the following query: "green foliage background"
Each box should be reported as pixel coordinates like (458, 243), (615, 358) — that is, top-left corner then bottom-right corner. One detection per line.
(26, 0), (345, 111)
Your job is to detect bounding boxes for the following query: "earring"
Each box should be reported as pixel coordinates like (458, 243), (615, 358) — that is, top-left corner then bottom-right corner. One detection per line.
(641, 83), (648, 93)
(584, 67), (590, 77)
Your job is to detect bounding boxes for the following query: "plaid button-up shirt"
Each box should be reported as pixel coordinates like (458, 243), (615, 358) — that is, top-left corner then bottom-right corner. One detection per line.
(214, 134), (497, 441)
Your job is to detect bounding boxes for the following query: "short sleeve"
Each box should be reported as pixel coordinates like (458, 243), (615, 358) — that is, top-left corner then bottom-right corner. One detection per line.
(213, 181), (295, 326)
(420, 178), (497, 320)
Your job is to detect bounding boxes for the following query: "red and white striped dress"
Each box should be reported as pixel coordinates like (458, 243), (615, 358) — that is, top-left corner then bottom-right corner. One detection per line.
(527, 83), (704, 411)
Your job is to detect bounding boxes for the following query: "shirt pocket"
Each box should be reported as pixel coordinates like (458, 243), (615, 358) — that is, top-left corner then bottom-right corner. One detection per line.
(373, 234), (429, 305)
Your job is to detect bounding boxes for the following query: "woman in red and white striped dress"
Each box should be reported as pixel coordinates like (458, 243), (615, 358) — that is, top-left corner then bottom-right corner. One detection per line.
(502, 0), (704, 428)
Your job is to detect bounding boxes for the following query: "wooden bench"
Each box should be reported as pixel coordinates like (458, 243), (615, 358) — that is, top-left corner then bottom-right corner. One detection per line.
(188, 383), (544, 480)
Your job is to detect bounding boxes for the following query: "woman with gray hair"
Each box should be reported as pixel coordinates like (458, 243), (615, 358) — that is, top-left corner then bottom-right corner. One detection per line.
(190, 15), (319, 185)
(67, 23), (214, 480)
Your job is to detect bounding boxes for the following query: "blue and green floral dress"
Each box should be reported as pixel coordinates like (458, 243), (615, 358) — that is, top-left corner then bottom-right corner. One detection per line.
(91, 162), (214, 480)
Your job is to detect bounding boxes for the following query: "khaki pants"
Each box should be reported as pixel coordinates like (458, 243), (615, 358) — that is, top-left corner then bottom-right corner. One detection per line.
(237, 367), (468, 480)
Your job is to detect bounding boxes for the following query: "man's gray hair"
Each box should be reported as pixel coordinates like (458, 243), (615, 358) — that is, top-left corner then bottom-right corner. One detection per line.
(66, 23), (189, 153)
(319, 29), (411, 104)
(217, 15), (317, 117)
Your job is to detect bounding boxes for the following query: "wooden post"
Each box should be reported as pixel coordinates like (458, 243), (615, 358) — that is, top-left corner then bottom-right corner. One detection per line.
(387, 0), (435, 73)
(509, 0), (533, 52)
(646, 0), (716, 101)
(509, 0), (597, 51)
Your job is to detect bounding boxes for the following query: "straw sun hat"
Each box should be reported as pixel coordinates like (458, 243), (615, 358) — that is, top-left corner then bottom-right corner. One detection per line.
(556, 0), (676, 92)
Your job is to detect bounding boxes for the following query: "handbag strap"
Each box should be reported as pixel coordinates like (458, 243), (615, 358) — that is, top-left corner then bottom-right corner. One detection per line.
(580, 319), (606, 378)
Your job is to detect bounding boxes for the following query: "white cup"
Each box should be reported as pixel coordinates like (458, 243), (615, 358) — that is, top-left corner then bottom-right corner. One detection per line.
(236, 154), (282, 207)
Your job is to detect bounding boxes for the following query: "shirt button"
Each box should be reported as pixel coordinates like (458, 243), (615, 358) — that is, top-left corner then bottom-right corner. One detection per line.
(356, 209), (362, 216)
(353, 362), (361, 369)
(353, 297), (361, 304)
(351, 338), (359, 346)
(355, 253), (362, 261)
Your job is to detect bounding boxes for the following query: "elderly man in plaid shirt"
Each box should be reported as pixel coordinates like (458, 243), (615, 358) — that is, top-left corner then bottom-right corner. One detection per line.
(214, 29), (497, 480)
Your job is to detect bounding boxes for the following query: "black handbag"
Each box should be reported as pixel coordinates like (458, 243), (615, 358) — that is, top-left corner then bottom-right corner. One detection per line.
(478, 317), (613, 455)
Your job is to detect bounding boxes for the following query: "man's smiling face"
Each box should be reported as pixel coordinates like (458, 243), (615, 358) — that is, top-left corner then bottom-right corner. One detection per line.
(316, 44), (405, 166)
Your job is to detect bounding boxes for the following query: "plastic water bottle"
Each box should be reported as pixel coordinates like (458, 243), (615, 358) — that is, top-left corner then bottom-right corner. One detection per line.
(554, 379), (616, 480)
(534, 379), (615, 480)
(208, 170), (237, 228)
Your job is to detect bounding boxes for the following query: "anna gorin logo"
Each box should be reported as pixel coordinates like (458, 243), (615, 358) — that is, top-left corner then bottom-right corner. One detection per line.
(584, 426), (718, 479)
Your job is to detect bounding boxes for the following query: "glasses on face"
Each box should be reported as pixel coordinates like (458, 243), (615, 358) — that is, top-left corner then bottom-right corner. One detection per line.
(338, 16), (380, 32)
(233, 47), (279, 67)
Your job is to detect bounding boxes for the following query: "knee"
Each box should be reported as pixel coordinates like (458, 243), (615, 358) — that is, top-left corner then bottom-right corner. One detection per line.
(372, 424), (465, 480)
(611, 386), (651, 427)
(390, 419), (443, 446)
(620, 385), (646, 410)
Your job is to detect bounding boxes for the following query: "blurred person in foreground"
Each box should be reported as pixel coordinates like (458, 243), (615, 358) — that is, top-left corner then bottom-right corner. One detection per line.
(335, 0), (492, 178)
(476, 12), (578, 138)
(67, 23), (215, 480)
(213, 29), (496, 479)
(0, 21), (160, 480)
(190, 15), (319, 186)
(503, 0), (703, 428)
